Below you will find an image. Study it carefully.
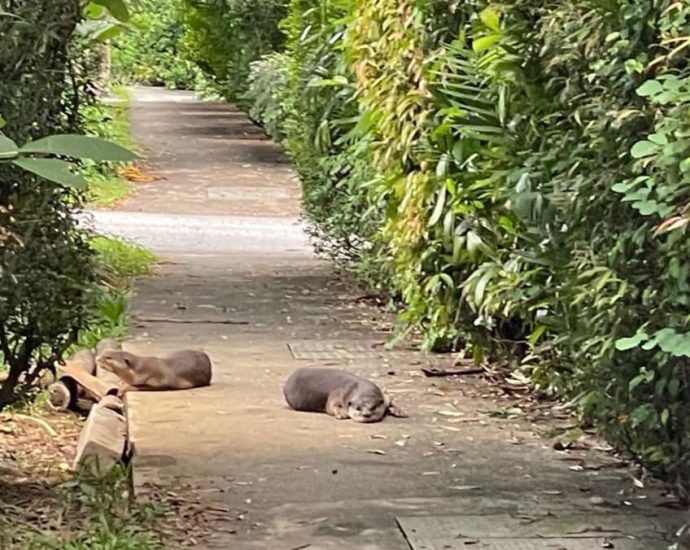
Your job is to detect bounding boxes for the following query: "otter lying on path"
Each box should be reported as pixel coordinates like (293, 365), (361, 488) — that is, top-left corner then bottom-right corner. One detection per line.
(96, 350), (212, 394)
(283, 367), (406, 423)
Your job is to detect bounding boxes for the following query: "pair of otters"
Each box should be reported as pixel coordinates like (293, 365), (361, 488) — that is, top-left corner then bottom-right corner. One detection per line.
(98, 349), (406, 423)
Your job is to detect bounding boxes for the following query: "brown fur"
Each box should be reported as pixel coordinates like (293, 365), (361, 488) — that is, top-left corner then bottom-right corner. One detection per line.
(96, 338), (121, 356)
(96, 350), (212, 393)
(283, 367), (406, 423)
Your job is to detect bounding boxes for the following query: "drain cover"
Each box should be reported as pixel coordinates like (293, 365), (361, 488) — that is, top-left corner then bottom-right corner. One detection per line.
(287, 341), (417, 361)
(396, 514), (665, 550)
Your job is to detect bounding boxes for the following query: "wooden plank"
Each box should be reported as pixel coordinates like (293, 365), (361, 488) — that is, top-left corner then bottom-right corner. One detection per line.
(57, 362), (119, 402)
(73, 401), (127, 471)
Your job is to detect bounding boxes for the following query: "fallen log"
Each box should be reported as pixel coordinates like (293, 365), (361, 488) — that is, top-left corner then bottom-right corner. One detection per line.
(47, 361), (119, 413)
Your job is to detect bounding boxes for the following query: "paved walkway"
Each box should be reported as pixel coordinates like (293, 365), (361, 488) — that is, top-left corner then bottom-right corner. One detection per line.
(90, 87), (683, 549)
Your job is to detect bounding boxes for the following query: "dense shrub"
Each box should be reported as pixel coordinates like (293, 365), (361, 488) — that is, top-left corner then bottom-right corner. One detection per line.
(243, 53), (291, 139)
(270, 0), (388, 286)
(238, 0), (690, 485)
(0, 0), (96, 409)
(99, 0), (690, 486)
(111, 0), (205, 89)
(179, 0), (287, 104)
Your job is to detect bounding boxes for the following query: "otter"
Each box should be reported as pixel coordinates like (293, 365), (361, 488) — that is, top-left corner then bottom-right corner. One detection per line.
(72, 349), (96, 376)
(96, 338), (121, 356)
(96, 350), (212, 394)
(283, 367), (406, 423)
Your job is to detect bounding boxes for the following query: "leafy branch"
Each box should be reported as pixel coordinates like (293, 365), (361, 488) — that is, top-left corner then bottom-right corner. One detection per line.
(0, 132), (136, 189)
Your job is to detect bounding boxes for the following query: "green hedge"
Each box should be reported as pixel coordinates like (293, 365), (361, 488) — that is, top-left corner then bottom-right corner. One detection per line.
(241, 0), (690, 485)
(111, 0), (205, 89)
(179, 0), (287, 104)
(0, 0), (96, 409)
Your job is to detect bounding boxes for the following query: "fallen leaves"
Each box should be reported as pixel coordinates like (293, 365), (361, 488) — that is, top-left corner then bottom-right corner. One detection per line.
(366, 449), (386, 455)
(116, 164), (162, 182)
(0, 410), (81, 481)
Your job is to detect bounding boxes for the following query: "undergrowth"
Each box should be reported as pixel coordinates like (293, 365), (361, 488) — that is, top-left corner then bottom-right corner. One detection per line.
(0, 464), (162, 550)
(81, 86), (135, 207)
(77, 236), (156, 350)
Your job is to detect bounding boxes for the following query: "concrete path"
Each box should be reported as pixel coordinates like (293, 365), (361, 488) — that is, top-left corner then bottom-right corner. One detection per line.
(89, 87), (684, 549)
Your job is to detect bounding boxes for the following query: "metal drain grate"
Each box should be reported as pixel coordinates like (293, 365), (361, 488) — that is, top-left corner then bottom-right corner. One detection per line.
(396, 514), (661, 550)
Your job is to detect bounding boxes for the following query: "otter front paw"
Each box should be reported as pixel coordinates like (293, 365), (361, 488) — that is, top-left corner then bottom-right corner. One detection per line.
(326, 400), (350, 420)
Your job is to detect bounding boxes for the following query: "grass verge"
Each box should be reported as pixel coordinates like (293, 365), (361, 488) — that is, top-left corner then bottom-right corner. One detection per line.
(81, 86), (137, 207)
(0, 459), (163, 550)
(76, 235), (156, 350)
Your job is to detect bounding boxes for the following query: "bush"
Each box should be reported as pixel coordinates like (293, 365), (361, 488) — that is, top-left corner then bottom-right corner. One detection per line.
(243, 53), (291, 139)
(0, 0), (97, 411)
(265, 0), (690, 485)
(113, 0), (690, 486)
(273, 0), (388, 288)
(180, 0), (287, 104)
(111, 0), (206, 90)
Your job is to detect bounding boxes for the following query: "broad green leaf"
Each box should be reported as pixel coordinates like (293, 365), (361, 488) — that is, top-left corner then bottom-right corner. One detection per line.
(647, 133), (668, 146)
(20, 134), (136, 162)
(636, 80), (663, 97)
(630, 140), (658, 158)
(12, 158), (87, 189)
(92, 0), (129, 22)
(633, 200), (659, 216)
(479, 7), (501, 32)
(0, 114), (5, 129)
(0, 133), (18, 159)
(615, 331), (648, 351)
(76, 19), (123, 42)
(473, 34), (502, 53)
(641, 338), (658, 350)
(83, 2), (106, 18)
(657, 330), (690, 357)
(611, 182), (633, 193)
(620, 188), (650, 202)
(92, 24), (123, 42)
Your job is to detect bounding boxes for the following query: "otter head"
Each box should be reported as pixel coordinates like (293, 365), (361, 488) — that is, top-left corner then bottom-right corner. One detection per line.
(347, 387), (388, 423)
(97, 351), (137, 384)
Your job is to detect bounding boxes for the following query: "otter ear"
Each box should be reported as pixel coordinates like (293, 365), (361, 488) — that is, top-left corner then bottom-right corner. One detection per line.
(383, 392), (391, 408)
(124, 355), (134, 368)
